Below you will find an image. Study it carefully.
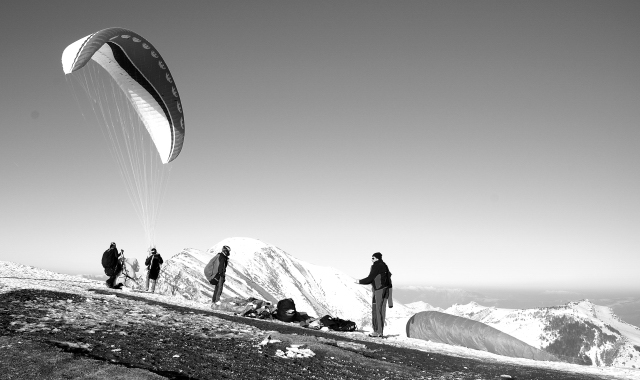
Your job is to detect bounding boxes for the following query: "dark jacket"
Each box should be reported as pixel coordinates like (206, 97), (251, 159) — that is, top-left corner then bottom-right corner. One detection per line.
(216, 253), (229, 277)
(145, 253), (164, 280)
(358, 260), (392, 291)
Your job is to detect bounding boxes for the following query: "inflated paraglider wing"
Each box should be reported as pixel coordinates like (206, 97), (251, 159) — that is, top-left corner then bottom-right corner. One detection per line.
(406, 311), (559, 362)
(61, 27), (184, 164)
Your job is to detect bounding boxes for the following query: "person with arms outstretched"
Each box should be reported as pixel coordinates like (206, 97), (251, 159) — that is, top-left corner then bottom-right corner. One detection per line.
(356, 252), (393, 337)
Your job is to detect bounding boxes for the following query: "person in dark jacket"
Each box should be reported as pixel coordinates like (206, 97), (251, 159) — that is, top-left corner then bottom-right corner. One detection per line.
(206, 245), (231, 306)
(103, 242), (124, 289)
(144, 247), (164, 293)
(356, 252), (392, 337)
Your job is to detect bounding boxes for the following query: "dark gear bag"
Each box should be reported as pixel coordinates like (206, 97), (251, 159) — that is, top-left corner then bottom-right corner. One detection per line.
(276, 298), (297, 322)
(380, 271), (392, 288)
(320, 315), (357, 332)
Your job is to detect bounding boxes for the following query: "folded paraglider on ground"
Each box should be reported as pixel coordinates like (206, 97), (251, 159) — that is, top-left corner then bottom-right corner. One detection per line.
(214, 297), (357, 332)
(212, 297), (272, 316)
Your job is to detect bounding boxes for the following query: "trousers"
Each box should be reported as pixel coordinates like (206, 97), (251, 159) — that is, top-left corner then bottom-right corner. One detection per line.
(212, 276), (225, 303)
(371, 287), (389, 335)
(146, 272), (156, 293)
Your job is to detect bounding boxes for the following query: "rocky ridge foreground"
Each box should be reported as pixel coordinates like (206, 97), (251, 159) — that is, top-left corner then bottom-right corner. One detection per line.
(1, 261), (638, 380)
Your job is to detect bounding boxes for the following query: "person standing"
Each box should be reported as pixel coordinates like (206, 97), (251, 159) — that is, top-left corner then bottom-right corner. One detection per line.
(355, 252), (392, 337)
(204, 245), (231, 306)
(144, 247), (164, 293)
(102, 242), (124, 289)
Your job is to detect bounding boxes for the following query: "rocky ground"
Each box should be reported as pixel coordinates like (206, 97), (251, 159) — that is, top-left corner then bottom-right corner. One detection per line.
(1, 262), (638, 380)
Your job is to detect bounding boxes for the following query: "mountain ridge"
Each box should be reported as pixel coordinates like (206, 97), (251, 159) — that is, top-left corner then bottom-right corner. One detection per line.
(447, 299), (640, 367)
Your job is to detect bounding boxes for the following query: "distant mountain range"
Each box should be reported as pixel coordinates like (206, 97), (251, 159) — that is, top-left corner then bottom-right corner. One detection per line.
(447, 300), (640, 368)
(149, 236), (640, 368)
(392, 285), (499, 308)
(393, 285), (640, 329)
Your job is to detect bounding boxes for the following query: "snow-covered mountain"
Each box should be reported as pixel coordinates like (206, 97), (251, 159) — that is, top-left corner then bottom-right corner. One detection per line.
(447, 300), (640, 368)
(154, 237), (415, 328)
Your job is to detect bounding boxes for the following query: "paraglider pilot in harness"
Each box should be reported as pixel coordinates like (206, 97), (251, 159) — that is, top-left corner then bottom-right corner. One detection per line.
(145, 247), (163, 293)
(204, 245), (231, 306)
(102, 242), (124, 289)
(356, 251), (393, 337)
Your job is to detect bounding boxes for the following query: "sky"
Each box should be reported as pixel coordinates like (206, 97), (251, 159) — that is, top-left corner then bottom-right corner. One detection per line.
(1, 1), (639, 292)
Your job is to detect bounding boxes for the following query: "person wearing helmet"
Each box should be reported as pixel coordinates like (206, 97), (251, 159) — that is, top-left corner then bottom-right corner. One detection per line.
(144, 247), (164, 293)
(204, 245), (231, 307)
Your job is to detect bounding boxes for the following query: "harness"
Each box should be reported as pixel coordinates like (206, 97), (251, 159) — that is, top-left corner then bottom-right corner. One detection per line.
(119, 254), (140, 287)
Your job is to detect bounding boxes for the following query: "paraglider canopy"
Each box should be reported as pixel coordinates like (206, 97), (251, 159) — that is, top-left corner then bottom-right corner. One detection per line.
(62, 27), (184, 164)
(62, 27), (185, 248)
(406, 311), (559, 362)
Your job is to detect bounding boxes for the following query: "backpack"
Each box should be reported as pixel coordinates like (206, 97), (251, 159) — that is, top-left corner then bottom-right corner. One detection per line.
(381, 270), (392, 288)
(276, 298), (297, 322)
(102, 248), (117, 275)
(320, 315), (357, 332)
(204, 254), (220, 284)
